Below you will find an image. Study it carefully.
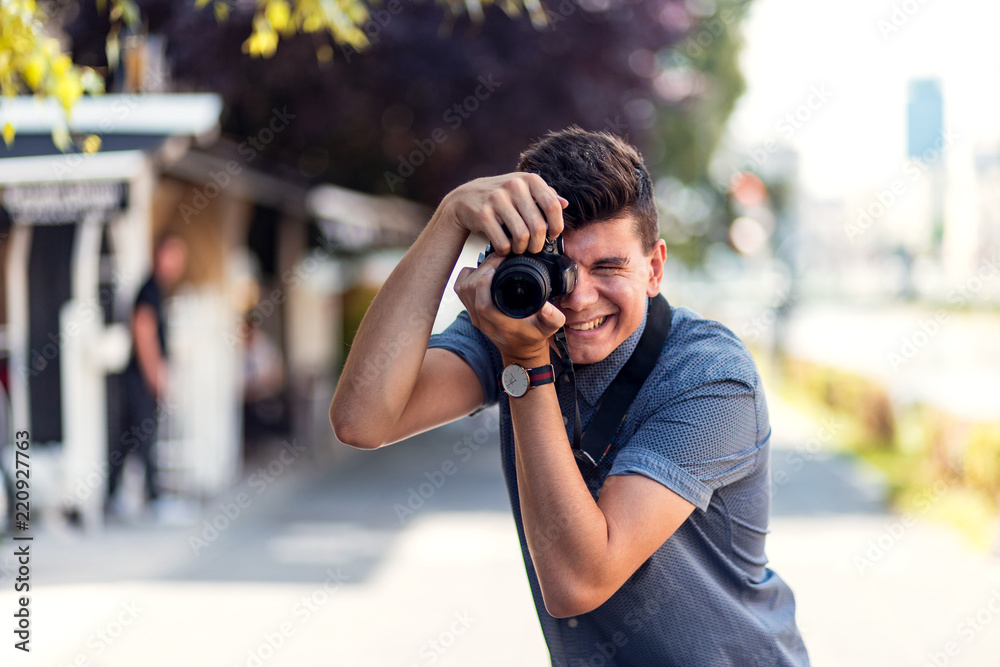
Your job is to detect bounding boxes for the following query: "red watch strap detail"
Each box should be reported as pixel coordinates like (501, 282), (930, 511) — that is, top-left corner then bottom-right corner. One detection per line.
(526, 365), (555, 386)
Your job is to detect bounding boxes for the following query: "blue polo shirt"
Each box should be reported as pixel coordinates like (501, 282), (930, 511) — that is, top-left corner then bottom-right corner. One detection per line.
(428, 296), (810, 666)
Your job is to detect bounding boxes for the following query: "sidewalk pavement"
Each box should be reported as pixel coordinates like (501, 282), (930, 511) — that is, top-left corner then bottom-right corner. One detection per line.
(765, 394), (1000, 667)
(3, 385), (1000, 666)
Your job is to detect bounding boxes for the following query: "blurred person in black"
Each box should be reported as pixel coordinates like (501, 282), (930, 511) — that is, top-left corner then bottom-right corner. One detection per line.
(106, 232), (188, 519)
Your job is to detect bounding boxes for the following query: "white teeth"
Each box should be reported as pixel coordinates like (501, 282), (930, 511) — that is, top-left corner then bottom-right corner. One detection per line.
(568, 316), (607, 331)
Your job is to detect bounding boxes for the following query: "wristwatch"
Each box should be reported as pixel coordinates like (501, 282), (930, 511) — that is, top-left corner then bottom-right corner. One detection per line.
(498, 363), (555, 398)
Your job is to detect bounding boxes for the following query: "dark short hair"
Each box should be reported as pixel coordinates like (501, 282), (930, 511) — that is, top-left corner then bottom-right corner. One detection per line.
(516, 126), (659, 254)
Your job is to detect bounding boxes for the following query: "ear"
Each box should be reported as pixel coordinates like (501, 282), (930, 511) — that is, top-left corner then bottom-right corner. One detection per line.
(646, 239), (667, 297)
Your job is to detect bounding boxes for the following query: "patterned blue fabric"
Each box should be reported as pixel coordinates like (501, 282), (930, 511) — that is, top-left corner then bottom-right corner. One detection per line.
(428, 296), (810, 666)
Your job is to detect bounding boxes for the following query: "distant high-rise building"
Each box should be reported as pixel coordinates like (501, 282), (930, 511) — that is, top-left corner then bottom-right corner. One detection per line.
(907, 79), (944, 160)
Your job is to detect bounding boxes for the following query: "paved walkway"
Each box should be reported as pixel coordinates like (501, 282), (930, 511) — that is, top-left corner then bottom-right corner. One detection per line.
(765, 394), (1000, 667)
(3, 383), (1000, 666)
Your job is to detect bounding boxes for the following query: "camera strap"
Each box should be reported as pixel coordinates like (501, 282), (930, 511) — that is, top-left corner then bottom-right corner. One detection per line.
(552, 328), (583, 456)
(554, 294), (673, 467)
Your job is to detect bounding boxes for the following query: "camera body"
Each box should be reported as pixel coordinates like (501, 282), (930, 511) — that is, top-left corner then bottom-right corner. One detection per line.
(478, 235), (578, 319)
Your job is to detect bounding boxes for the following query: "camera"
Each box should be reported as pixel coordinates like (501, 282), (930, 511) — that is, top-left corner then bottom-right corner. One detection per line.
(477, 234), (578, 319)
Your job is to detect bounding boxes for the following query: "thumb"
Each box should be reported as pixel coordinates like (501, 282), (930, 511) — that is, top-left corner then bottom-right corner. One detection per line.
(539, 302), (566, 330)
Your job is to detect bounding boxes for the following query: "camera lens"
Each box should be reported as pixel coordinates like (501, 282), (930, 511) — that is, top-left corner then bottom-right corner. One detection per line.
(499, 275), (542, 314)
(492, 257), (551, 318)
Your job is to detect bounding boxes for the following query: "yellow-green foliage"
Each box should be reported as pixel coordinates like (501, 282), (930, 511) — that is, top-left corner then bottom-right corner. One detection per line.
(2, 0), (549, 142)
(340, 283), (380, 368)
(914, 486), (997, 550)
(0, 0), (105, 147)
(205, 0), (552, 59)
(779, 357), (999, 549)
(964, 422), (1000, 499)
(780, 359), (895, 449)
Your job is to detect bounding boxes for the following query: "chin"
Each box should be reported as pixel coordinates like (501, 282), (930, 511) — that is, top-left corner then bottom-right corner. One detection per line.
(562, 312), (622, 365)
(567, 341), (612, 366)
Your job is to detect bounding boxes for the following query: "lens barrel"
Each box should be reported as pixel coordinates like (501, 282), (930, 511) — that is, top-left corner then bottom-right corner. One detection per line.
(491, 256), (552, 319)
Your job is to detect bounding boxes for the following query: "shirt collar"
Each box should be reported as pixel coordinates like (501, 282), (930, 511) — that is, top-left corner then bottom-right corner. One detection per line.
(551, 296), (649, 407)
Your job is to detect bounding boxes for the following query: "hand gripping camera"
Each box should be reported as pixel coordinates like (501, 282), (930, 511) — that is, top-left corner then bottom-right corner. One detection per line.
(477, 234), (578, 319)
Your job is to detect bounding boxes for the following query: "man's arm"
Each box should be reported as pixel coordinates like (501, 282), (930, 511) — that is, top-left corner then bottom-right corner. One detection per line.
(505, 348), (695, 618)
(330, 173), (566, 449)
(453, 254), (695, 619)
(133, 304), (167, 398)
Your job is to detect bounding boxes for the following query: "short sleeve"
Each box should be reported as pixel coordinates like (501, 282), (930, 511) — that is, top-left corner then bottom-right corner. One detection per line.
(427, 310), (501, 410)
(134, 277), (159, 310)
(608, 378), (762, 512)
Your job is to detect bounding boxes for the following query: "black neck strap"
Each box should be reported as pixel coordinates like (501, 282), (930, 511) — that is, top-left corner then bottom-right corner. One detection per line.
(554, 294), (673, 467)
(552, 328), (582, 454)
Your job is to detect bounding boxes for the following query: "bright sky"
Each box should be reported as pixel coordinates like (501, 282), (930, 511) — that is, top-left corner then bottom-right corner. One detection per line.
(726, 0), (1000, 198)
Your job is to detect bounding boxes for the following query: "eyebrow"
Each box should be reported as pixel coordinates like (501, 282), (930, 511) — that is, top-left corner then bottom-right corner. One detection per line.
(588, 256), (630, 268)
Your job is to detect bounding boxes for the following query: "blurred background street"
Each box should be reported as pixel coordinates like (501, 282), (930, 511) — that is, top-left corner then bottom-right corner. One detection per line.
(2, 0), (1000, 664)
(6, 387), (1000, 667)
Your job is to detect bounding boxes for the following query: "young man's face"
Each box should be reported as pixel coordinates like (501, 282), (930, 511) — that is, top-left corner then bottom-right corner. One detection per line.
(553, 215), (666, 365)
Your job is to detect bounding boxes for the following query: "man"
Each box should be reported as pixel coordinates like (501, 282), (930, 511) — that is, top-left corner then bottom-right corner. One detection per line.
(107, 232), (187, 518)
(330, 128), (809, 665)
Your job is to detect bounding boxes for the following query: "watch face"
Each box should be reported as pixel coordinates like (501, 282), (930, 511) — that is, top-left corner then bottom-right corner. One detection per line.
(501, 364), (530, 397)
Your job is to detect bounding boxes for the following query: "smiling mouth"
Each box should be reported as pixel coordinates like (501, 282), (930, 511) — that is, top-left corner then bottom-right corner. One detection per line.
(566, 315), (608, 331)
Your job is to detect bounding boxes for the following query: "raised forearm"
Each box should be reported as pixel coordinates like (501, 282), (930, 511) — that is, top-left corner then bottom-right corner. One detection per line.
(331, 209), (468, 446)
(506, 359), (612, 617)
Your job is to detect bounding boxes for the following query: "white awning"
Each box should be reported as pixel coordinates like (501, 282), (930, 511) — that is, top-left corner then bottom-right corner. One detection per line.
(0, 150), (147, 184)
(0, 93), (222, 136)
(307, 184), (429, 251)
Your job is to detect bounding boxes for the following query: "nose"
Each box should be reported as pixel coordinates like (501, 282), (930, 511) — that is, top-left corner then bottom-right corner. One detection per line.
(557, 266), (598, 313)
